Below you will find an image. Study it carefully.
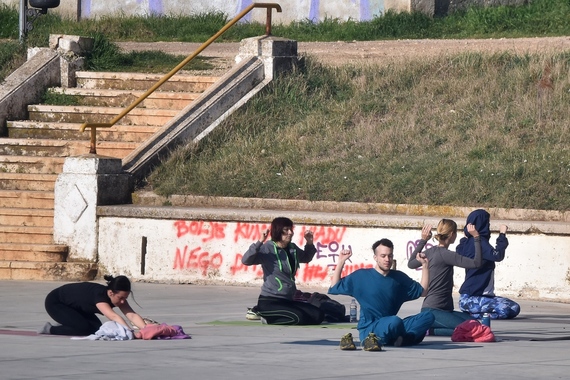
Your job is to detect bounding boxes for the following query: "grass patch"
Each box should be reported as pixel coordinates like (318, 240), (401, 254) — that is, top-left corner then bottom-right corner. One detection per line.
(1, 1), (570, 211)
(0, 40), (25, 82)
(2, 0), (570, 43)
(85, 33), (213, 72)
(149, 52), (570, 211)
(40, 89), (80, 106)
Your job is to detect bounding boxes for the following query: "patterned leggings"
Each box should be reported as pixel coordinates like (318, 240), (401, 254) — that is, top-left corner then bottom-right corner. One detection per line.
(459, 294), (521, 320)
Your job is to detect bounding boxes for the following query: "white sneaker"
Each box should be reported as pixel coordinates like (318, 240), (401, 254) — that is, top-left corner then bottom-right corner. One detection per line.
(38, 322), (53, 335)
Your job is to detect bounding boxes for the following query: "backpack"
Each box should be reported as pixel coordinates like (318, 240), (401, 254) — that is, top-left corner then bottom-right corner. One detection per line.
(308, 292), (348, 323)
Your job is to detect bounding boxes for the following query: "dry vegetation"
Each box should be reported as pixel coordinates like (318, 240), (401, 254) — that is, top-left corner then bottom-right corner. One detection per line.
(148, 50), (570, 211)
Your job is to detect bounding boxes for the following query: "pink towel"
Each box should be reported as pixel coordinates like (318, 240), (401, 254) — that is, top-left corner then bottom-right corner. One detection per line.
(451, 320), (496, 342)
(135, 323), (191, 340)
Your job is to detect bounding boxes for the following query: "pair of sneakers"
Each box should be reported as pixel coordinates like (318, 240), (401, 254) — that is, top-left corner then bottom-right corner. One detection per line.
(340, 332), (382, 351)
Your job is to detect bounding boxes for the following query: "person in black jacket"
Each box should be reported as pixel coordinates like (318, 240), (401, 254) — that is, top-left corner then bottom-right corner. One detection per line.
(39, 275), (148, 336)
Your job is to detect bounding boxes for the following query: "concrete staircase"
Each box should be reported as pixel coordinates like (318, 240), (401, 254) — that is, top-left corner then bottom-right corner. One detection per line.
(0, 71), (219, 280)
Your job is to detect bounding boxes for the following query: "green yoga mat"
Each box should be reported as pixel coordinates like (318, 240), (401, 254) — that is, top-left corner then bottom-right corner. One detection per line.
(199, 320), (356, 328)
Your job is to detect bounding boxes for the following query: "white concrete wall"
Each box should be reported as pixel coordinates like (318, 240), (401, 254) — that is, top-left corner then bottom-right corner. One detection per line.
(2, 0), (390, 22)
(97, 215), (570, 302)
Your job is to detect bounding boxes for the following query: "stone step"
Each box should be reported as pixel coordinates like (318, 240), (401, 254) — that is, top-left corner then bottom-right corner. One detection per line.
(0, 155), (65, 174)
(48, 87), (200, 109)
(0, 172), (57, 191)
(0, 225), (54, 244)
(76, 71), (219, 92)
(0, 243), (66, 262)
(28, 105), (179, 125)
(0, 190), (54, 208)
(1, 207), (54, 227)
(0, 138), (138, 158)
(0, 260), (97, 281)
(7, 122), (160, 143)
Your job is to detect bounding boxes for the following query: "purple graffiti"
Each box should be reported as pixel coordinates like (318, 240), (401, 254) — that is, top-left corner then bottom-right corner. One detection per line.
(316, 241), (352, 264)
(237, 0), (253, 22)
(360, 0), (371, 21)
(81, 0), (91, 18)
(149, 0), (163, 15)
(309, 0), (320, 23)
(406, 239), (434, 270)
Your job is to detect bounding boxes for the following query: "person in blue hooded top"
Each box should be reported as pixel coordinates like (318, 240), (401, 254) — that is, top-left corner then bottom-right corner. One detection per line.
(456, 209), (520, 320)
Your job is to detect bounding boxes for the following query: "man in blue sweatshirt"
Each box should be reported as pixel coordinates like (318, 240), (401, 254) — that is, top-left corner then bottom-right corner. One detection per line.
(456, 209), (520, 319)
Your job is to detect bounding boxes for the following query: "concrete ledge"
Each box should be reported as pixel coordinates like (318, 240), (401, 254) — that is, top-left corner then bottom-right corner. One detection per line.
(128, 192), (570, 232)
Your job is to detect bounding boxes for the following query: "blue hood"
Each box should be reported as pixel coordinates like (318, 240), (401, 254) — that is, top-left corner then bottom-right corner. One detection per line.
(463, 209), (491, 239)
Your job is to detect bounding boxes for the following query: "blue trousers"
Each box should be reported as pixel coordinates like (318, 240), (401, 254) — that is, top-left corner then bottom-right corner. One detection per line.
(422, 307), (474, 336)
(361, 311), (435, 346)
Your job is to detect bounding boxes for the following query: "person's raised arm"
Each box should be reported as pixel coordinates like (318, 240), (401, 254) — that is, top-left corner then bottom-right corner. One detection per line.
(415, 252), (429, 297)
(493, 224), (509, 261)
(408, 224), (432, 269)
(242, 229), (269, 265)
(299, 229), (317, 263)
(467, 223), (482, 268)
(330, 248), (351, 288)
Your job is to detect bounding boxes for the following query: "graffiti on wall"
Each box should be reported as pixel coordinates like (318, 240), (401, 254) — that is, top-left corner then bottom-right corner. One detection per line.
(171, 220), (373, 281)
(406, 239), (434, 270)
(82, 0), (383, 22)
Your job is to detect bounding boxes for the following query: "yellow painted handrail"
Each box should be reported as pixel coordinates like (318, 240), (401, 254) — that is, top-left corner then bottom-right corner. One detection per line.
(80, 3), (282, 154)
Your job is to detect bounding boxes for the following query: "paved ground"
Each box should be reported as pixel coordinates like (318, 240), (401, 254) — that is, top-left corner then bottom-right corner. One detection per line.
(3, 280), (570, 380)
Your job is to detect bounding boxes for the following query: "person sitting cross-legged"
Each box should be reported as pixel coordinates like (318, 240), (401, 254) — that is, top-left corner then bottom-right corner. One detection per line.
(329, 238), (434, 347)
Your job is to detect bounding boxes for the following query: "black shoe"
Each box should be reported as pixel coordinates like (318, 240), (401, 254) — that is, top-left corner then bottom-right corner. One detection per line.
(246, 306), (261, 320)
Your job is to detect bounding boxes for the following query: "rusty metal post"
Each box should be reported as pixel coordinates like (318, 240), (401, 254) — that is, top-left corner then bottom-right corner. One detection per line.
(89, 127), (97, 154)
(266, 7), (272, 35)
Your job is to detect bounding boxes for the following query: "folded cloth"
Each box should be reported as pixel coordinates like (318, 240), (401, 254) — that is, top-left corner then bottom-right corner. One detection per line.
(71, 321), (134, 341)
(451, 320), (496, 343)
(135, 323), (191, 340)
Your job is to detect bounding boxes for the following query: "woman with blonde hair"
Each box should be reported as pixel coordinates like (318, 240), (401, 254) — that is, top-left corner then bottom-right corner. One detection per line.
(408, 219), (483, 336)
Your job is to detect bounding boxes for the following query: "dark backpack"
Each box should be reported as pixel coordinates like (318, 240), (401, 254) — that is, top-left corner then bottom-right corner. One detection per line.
(308, 292), (348, 323)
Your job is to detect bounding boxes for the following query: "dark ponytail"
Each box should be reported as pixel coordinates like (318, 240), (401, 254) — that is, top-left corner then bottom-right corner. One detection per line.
(104, 275), (131, 292)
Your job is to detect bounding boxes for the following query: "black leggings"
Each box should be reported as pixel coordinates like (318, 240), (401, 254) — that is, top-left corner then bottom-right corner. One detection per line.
(257, 295), (324, 325)
(44, 289), (102, 336)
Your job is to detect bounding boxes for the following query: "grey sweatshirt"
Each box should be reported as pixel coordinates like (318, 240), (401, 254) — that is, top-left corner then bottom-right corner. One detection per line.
(242, 240), (316, 300)
(408, 237), (482, 311)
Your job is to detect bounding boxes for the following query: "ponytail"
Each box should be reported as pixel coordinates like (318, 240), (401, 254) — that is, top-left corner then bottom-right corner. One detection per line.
(104, 274), (131, 292)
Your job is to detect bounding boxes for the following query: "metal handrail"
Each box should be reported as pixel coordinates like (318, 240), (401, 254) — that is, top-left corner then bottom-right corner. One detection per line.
(79, 3), (282, 154)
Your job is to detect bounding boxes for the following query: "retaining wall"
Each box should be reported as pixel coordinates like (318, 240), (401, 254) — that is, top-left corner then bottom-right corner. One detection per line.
(1, 0), (530, 22)
(96, 198), (570, 302)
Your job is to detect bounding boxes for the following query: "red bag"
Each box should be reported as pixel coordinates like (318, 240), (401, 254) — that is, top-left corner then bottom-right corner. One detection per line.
(451, 319), (496, 342)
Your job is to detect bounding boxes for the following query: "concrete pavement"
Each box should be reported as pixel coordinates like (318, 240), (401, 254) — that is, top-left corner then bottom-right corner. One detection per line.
(2, 280), (570, 380)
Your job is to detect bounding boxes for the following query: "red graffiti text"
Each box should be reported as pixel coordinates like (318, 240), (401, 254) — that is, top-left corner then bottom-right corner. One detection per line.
(173, 245), (223, 276)
(174, 221), (227, 242)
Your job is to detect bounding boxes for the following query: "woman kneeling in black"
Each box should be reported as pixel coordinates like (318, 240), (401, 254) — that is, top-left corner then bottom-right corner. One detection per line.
(39, 275), (147, 336)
